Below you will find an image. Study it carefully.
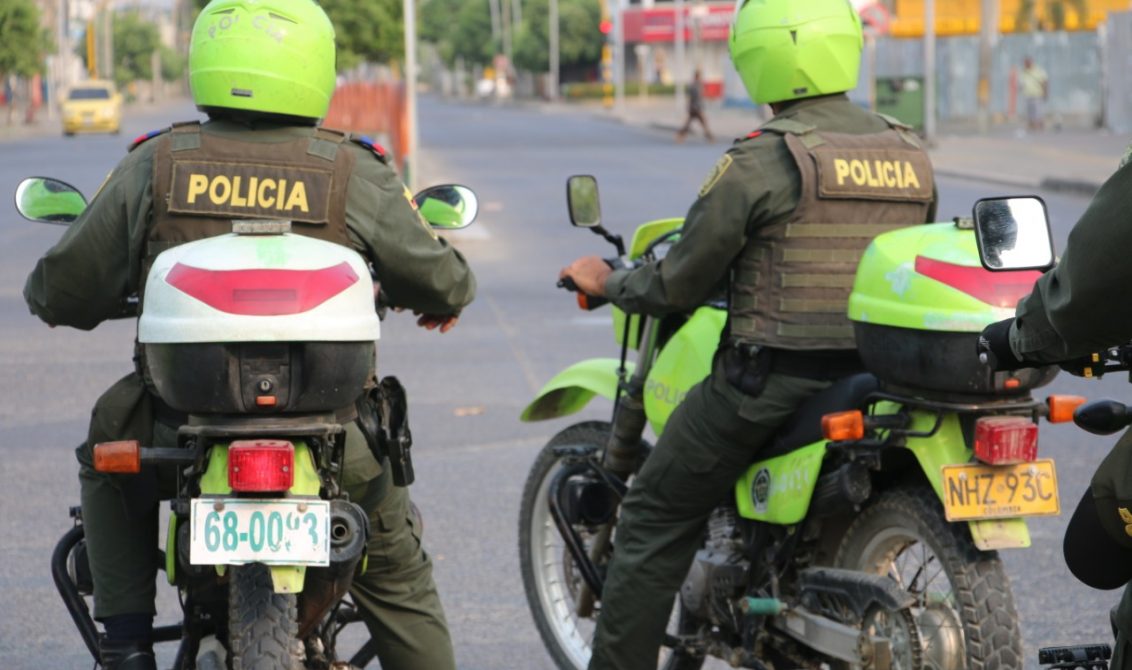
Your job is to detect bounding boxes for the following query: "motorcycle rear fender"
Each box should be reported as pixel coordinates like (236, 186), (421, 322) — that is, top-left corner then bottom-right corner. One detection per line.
(733, 405), (1032, 550)
(884, 402), (1032, 550)
(173, 441), (323, 593)
(520, 358), (634, 422)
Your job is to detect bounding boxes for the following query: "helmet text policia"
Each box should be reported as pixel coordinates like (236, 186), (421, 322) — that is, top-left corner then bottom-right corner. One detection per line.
(729, 0), (863, 105)
(189, 0), (336, 120)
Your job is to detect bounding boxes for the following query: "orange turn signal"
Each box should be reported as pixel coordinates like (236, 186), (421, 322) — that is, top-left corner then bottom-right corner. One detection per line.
(1047, 394), (1087, 424)
(822, 410), (865, 442)
(93, 440), (141, 474)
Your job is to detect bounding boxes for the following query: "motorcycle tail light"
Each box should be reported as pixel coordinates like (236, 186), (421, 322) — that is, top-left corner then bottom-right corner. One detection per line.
(93, 440), (141, 474)
(228, 440), (295, 492)
(974, 417), (1038, 465)
(1047, 395), (1087, 424)
(822, 410), (865, 442)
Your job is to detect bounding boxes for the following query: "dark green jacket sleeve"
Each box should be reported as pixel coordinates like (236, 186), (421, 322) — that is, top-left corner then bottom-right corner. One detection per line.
(1010, 161), (1132, 363)
(604, 147), (773, 315)
(23, 152), (153, 330)
(343, 146), (476, 315)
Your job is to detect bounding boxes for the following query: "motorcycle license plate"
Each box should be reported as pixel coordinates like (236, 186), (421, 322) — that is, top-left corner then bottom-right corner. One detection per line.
(940, 459), (1060, 521)
(189, 499), (330, 566)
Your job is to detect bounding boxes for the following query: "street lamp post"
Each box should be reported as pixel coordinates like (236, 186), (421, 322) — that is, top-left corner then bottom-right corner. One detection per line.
(404, 0), (418, 191)
(549, 0), (558, 101)
(923, 0), (936, 144)
(675, 0), (686, 113)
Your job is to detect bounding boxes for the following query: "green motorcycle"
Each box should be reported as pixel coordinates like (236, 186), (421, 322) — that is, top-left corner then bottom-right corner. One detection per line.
(518, 177), (1078, 670)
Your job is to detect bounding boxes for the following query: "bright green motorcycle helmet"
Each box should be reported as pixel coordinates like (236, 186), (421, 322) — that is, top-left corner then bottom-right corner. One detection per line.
(729, 0), (863, 105)
(189, 0), (336, 120)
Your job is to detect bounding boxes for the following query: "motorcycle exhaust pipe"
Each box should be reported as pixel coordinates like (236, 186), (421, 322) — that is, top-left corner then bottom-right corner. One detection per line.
(297, 501), (369, 638)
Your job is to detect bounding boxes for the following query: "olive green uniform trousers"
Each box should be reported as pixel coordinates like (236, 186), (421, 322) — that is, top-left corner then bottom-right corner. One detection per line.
(78, 373), (455, 670)
(587, 360), (830, 670)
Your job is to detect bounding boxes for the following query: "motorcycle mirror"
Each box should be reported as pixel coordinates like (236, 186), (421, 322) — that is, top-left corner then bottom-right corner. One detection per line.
(414, 184), (478, 230)
(972, 195), (1055, 272)
(1073, 399), (1132, 436)
(14, 177), (87, 224)
(566, 175), (601, 228)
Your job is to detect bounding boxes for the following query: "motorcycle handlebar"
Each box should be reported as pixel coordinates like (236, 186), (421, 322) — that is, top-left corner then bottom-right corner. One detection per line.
(556, 276), (609, 311)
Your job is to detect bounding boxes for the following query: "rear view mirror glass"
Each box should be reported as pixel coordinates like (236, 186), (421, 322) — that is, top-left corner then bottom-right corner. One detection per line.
(973, 196), (1055, 271)
(414, 184), (478, 230)
(14, 177), (87, 224)
(567, 175), (601, 228)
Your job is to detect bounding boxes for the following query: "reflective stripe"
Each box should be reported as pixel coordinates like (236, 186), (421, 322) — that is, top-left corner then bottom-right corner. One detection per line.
(777, 323), (855, 339)
(786, 223), (899, 238)
(780, 298), (845, 313)
(781, 274), (856, 288)
(782, 248), (861, 263)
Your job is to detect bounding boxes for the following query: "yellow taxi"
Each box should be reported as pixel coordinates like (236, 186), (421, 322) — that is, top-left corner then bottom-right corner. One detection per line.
(62, 80), (122, 136)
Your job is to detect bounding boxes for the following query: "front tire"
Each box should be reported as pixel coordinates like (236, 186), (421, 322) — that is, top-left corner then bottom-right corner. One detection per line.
(519, 421), (705, 670)
(228, 563), (303, 670)
(835, 487), (1021, 670)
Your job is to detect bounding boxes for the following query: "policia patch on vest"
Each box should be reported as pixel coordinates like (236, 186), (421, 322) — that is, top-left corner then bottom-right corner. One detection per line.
(699, 154), (733, 197)
(812, 148), (934, 202)
(169, 160), (334, 224)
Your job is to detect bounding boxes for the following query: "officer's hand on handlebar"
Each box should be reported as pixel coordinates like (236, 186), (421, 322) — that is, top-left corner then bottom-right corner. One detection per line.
(978, 318), (1030, 371)
(559, 256), (613, 297)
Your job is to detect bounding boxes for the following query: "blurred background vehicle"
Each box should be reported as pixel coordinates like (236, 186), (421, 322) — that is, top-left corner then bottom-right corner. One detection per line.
(61, 80), (120, 136)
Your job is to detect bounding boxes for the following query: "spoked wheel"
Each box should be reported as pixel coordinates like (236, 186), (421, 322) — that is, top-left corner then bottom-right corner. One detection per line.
(835, 487), (1021, 670)
(228, 563), (303, 670)
(519, 421), (706, 670)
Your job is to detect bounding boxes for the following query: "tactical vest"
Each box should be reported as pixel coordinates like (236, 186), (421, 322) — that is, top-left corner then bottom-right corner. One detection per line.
(730, 116), (934, 350)
(143, 121), (357, 292)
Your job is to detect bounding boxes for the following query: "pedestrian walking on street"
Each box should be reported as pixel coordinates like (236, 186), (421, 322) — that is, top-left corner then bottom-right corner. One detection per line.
(676, 69), (714, 143)
(1020, 56), (1049, 132)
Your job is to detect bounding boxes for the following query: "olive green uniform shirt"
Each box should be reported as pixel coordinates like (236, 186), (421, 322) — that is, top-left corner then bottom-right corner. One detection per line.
(603, 95), (938, 316)
(1009, 159), (1132, 363)
(24, 119), (476, 328)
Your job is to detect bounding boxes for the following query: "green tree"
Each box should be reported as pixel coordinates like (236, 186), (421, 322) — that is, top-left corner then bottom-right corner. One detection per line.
(1015, 0), (1089, 31)
(512, 0), (601, 73)
(421, 0), (496, 67)
(0, 0), (48, 81)
(112, 11), (160, 87)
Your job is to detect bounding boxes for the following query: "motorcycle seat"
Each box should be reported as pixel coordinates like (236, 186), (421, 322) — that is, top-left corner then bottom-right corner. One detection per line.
(760, 373), (879, 460)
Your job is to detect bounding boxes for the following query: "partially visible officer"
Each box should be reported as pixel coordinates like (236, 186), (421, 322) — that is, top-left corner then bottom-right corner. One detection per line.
(22, 1), (475, 668)
(980, 152), (1132, 669)
(559, 0), (937, 667)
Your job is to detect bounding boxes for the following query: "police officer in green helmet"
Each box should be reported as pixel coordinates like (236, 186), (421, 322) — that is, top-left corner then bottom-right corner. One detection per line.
(559, 1), (937, 667)
(22, 1), (474, 668)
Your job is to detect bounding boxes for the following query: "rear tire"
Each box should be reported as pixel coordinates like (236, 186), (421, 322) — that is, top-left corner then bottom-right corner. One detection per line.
(519, 421), (705, 670)
(835, 486), (1021, 670)
(228, 564), (303, 670)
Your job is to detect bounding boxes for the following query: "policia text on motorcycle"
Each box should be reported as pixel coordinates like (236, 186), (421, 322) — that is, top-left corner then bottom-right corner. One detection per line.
(559, 1), (937, 668)
(22, 1), (474, 668)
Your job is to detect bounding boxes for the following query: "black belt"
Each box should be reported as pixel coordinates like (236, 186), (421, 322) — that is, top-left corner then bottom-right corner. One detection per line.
(724, 342), (864, 384)
(769, 348), (864, 381)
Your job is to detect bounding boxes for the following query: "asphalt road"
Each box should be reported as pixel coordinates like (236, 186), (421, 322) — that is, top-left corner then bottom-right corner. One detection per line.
(0, 97), (1125, 669)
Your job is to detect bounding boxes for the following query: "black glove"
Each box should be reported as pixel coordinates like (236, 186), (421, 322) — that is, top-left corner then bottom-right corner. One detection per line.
(978, 318), (1028, 371)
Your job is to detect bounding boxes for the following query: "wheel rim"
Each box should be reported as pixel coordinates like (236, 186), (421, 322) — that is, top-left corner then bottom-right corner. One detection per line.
(861, 606), (922, 670)
(529, 460), (596, 669)
(851, 527), (966, 670)
(527, 458), (692, 670)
